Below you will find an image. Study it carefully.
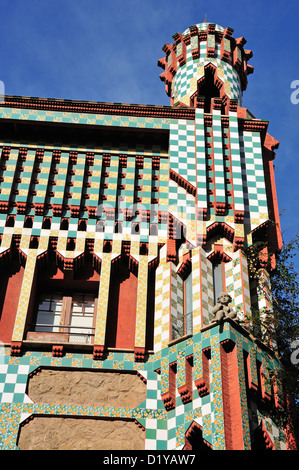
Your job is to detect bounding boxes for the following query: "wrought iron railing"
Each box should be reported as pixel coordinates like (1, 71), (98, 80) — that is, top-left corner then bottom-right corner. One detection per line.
(30, 324), (95, 344)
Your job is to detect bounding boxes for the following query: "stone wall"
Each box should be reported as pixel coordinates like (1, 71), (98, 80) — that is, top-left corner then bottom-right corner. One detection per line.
(27, 368), (146, 407)
(18, 368), (146, 450)
(18, 416), (145, 450)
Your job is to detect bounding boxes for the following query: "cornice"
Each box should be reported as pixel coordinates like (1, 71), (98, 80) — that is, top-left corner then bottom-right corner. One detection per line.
(0, 96), (269, 136)
(0, 95), (196, 120)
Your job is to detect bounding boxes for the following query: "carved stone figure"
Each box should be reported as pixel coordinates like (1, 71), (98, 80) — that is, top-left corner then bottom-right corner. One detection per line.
(212, 292), (239, 323)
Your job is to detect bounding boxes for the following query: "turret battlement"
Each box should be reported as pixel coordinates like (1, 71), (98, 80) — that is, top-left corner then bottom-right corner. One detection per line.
(158, 22), (254, 111)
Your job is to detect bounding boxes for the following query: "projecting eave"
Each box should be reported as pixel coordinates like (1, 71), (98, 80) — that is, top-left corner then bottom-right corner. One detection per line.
(0, 95), (270, 145)
(0, 94), (196, 120)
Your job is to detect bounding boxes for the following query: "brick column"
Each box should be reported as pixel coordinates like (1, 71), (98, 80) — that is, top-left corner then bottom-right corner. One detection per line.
(93, 252), (111, 359)
(11, 250), (38, 354)
(220, 339), (244, 450)
(134, 255), (148, 362)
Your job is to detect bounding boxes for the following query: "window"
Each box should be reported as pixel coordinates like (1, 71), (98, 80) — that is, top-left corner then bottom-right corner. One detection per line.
(33, 292), (96, 344)
(69, 294), (95, 343)
(184, 273), (193, 336)
(171, 271), (193, 342)
(35, 293), (63, 333)
(212, 262), (223, 304)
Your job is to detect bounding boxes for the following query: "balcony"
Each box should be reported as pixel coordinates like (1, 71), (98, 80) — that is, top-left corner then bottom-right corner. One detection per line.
(26, 324), (95, 344)
(27, 292), (97, 346)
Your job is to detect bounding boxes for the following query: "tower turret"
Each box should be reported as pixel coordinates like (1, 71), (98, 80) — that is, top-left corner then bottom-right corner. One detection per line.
(158, 22), (254, 112)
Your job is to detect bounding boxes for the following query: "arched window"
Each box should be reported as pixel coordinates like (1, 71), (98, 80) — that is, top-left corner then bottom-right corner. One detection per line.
(197, 67), (221, 113)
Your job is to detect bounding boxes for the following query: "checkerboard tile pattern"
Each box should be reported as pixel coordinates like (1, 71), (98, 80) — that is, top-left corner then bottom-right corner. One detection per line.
(190, 247), (214, 330)
(168, 120), (197, 245)
(0, 319), (288, 450)
(0, 106), (270, 251)
(0, 107), (172, 131)
(212, 110), (226, 205)
(170, 269), (184, 342)
(134, 255), (149, 348)
(11, 251), (38, 342)
(153, 246), (170, 353)
(200, 251), (214, 326)
(239, 131), (269, 230)
(169, 121), (196, 187)
(225, 250), (251, 321)
(0, 148), (18, 204)
(0, 364), (32, 404)
(0, 21), (286, 450)
(154, 249), (188, 352)
(0, 142), (171, 243)
(191, 247), (203, 334)
(195, 109), (208, 212)
(229, 111), (245, 214)
(94, 252), (112, 346)
(172, 54), (242, 106)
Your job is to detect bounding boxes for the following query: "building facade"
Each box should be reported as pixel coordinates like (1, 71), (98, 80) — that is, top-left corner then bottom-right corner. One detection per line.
(0, 22), (295, 450)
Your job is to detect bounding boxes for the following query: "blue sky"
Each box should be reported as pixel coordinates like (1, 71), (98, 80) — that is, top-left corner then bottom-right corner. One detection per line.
(0, 0), (298, 249)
